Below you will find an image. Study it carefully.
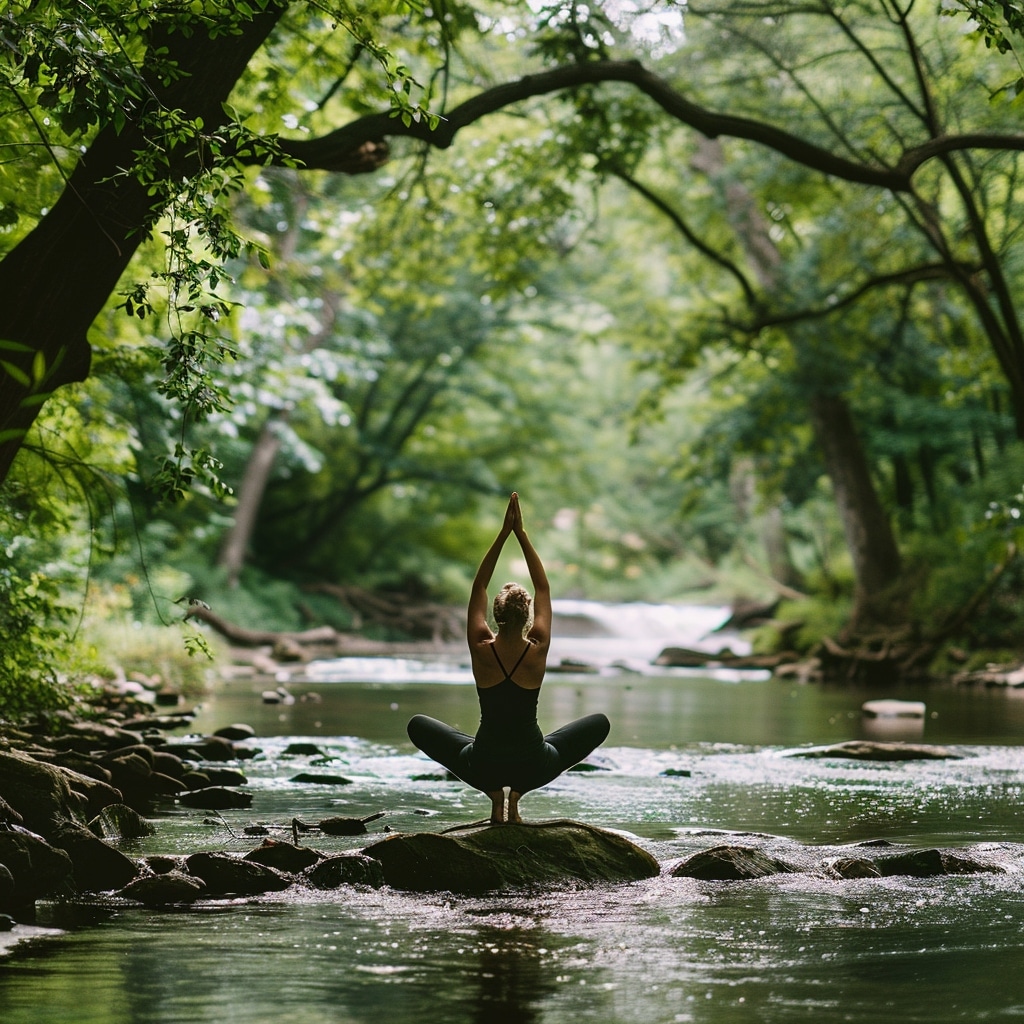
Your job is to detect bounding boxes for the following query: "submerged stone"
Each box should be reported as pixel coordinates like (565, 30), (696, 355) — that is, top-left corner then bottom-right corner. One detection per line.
(362, 822), (660, 895)
(289, 773), (352, 786)
(318, 817), (368, 836)
(787, 741), (961, 761)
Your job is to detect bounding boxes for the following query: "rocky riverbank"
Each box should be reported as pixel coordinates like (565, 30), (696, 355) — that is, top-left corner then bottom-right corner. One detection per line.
(0, 686), (1015, 946)
(0, 689), (664, 928)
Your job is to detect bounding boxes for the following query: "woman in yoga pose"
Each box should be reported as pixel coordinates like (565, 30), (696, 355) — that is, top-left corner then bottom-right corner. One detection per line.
(407, 493), (610, 824)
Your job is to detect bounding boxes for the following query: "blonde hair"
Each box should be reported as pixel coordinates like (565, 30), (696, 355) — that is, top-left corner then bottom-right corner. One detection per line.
(493, 582), (532, 633)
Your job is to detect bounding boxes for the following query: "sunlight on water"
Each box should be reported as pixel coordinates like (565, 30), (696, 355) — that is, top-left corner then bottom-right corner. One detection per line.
(6, 604), (1024, 1023)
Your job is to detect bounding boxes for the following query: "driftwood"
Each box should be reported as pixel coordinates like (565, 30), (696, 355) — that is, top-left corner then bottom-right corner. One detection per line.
(180, 604), (340, 649)
(180, 587), (462, 666)
(655, 646), (799, 670)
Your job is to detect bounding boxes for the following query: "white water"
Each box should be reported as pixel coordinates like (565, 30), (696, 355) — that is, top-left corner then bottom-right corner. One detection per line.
(305, 600), (751, 683)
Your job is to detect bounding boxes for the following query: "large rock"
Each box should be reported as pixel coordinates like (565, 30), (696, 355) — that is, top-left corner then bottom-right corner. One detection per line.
(120, 871), (205, 906)
(362, 822), (660, 895)
(244, 840), (322, 873)
(0, 751), (87, 833)
(49, 822), (141, 892)
(185, 852), (293, 896)
(303, 854), (384, 890)
(670, 845), (800, 881)
(874, 848), (1003, 877)
(177, 787), (252, 810)
(0, 827), (74, 910)
(54, 722), (145, 753)
(52, 765), (124, 820)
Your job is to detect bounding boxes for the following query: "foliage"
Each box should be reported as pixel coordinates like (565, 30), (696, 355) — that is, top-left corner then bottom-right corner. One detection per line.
(0, 475), (76, 719)
(7, 0), (1024, 691)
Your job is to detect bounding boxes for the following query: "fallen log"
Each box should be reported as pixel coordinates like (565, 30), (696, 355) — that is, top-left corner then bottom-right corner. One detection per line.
(303, 582), (462, 641)
(654, 646), (799, 670)
(178, 605), (340, 648)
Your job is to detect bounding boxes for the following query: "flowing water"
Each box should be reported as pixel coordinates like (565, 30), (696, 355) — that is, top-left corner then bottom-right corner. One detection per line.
(5, 602), (1024, 1023)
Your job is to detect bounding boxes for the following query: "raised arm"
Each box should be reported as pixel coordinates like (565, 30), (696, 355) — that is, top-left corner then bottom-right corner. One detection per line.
(466, 495), (516, 646)
(512, 496), (551, 648)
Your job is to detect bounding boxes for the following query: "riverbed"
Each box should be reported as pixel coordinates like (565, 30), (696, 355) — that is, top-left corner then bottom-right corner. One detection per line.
(3, 603), (1024, 1023)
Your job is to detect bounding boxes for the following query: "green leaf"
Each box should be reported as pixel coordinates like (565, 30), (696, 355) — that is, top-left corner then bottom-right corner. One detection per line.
(19, 392), (52, 408)
(0, 360), (30, 387)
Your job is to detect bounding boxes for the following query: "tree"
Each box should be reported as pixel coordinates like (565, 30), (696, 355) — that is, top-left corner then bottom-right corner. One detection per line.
(7, 0), (1024, 499)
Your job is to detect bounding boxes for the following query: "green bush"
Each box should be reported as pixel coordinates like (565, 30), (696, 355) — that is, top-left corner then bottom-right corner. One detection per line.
(0, 550), (74, 721)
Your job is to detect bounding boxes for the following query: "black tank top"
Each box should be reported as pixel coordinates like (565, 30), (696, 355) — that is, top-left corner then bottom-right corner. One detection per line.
(474, 643), (543, 755)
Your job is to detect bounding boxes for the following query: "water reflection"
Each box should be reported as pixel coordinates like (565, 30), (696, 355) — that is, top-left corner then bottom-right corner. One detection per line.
(9, 661), (1024, 1023)
(469, 923), (560, 1024)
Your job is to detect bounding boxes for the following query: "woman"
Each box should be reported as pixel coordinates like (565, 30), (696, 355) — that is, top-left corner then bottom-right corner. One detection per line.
(407, 493), (610, 824)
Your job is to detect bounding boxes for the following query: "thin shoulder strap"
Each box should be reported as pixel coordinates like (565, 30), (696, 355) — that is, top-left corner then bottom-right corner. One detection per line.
(507, 643), (532, 679)
(490, 642), (532, 681)
(490, 643), (509, 678)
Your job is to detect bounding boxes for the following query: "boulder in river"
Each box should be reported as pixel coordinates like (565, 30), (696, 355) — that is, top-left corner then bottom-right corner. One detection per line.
(185, 852), (293, 896)
(823, 857), (883, 879)
(362, 822), (660, 895)
(244, 840), (322, 873)
(303, 854), (384, 890)
(88, 803), (155, 840)
(177, 787), (253, 810)
(0, 751), (89, 832)
(120, 871), (205, 906)
(49, 821), (141, 892)
(670, 845), (800, 881)
(0, 827), (74, 910)
(874, 848), (1003, 877)
(214, 724), (257, 741)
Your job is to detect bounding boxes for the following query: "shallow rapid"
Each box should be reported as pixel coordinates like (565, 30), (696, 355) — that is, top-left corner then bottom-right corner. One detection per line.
(4, 602), (1024, 1023)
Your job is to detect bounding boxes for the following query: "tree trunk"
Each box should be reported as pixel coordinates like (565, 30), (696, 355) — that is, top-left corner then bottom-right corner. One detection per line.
(809, 392), (902, 629)
(0, 7), (286, 483)
(218, 417), (285, 587)
(687, 138), (903, 629)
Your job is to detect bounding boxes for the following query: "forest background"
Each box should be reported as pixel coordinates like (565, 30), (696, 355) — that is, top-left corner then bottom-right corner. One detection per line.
(4, 0), (1024, 717)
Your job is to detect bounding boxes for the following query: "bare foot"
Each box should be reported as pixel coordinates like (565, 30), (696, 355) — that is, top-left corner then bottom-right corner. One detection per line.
(487, 790), (506, 824)
(507, 791), (523, 824)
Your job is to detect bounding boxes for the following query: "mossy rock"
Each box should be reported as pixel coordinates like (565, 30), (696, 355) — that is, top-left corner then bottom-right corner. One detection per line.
(362, 821), (660, 895)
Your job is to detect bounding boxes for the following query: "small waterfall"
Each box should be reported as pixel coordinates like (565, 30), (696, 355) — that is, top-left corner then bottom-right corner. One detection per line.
(305, 601), (750, 682)
(549, 599), (748, 672)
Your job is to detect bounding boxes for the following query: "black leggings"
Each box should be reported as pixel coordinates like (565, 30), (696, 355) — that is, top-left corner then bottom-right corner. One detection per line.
(407, 712), (610, 795)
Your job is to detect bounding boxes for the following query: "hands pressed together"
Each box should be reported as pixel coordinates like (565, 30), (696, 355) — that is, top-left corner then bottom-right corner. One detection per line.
(503, 491), (524, 537)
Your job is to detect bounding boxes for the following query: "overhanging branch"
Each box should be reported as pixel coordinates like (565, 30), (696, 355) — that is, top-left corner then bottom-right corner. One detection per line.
(271, 60), (1024, 191)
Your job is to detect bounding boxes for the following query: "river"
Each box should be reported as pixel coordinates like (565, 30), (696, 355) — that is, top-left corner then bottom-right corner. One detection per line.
(4, 601), (1024, 1023)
